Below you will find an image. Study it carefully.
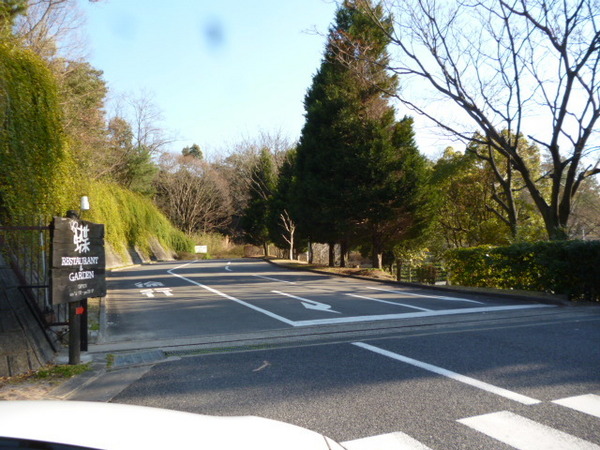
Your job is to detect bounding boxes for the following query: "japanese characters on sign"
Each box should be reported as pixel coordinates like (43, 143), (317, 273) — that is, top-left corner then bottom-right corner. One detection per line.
(51, 217), (106, 304)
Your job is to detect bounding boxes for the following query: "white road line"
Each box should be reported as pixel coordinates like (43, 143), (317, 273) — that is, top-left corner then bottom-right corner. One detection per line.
(553, 394), (600, 419)
(353, 342), (541, 405)
(366, 287), (484, 304)
(288, 304), (552, 327)
(166, 261), (553, 328)
(343, 432), (432, 450)
(346, 293), (432, 311)
(168, 262), (296, 326)
(458, 411), (600, 449)
(225, 262), (232, 272)
(253, 275), (295, 284)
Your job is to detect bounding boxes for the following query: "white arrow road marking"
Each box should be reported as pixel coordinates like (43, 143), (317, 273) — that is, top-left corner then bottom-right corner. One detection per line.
(225, 261), (232, 272)
(252, 361), (271, 372)
(168, 262), (297, 326)
(353, 342), (541, 405)
(346, 293), (433, 311)
(140, 289), (155, 298)
(272, 291), (341, 314)
(343, 431), (432, 450)
(154, 288), (173, 297)
(367, 287), (484, 304)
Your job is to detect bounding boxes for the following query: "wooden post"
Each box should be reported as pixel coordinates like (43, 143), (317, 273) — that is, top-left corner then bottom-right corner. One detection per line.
(68, 302), (80, 365)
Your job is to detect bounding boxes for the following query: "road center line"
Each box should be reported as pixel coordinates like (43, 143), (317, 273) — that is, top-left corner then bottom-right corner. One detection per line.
(167, 262), (296, 326)
(346, 293), (432, 311)
(366, 287), (484, 304)
(352, 342), (541, 405)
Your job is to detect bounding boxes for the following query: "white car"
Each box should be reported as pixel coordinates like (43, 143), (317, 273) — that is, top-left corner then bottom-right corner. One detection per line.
(0, 401), (346, 449)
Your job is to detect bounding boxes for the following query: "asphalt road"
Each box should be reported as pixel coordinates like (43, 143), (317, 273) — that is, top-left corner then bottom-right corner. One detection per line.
(103, 258), (554, 345)
(97, 259), (600, 448)
(110, 308), (600, 448)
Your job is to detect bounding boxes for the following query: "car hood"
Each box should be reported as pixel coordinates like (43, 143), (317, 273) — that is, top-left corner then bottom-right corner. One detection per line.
(0, 401), (346, 450)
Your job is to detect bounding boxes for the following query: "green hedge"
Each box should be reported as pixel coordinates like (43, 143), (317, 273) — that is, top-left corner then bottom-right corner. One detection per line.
(445, 241), (600, 301)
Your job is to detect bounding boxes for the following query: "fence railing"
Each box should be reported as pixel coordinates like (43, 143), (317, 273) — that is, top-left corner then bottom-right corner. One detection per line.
(0, 221), (68, 327)
(392, 261), (448, 285)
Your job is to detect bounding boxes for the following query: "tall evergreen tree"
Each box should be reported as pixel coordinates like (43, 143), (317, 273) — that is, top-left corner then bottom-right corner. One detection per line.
(241, 148), (277, 256)
(362, 117), (434, 268)
(295, 0), (433, 268)
(269, 149), (300, 259)
(295, 0), (398, 266)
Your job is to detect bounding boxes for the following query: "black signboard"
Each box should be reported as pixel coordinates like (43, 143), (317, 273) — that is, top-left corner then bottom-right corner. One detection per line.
(51, 217), (106, 304)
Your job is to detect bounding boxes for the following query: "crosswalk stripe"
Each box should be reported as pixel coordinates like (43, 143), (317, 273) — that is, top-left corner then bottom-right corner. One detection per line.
(553, 394), (600, 419)
(342, 431), (432, 450)
(458, 411), (600, 449)
(353, 342), (541, 405)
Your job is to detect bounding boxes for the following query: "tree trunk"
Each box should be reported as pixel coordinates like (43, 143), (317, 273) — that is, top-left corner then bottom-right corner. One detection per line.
(340, 240), (348, 268)
(328, 242), (335, 267)
(371, 232), (383, 269)
(263, 242), (269, 257)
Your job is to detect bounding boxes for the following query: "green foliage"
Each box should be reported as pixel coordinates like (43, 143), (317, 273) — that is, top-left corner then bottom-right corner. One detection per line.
(58, 60), (108, 177)
(0, 0), (26, 32)
(295, 0), (426, 264)
(445, 241), (600, 301)
(182, 143), (202, 159)
(269, 149), (301, 249)
(241, 148), (277, 249)
(0, 42), (78, 223)
(34, 363), (90, 380)
(85, 181), (193, 256)
(106, 117), (158, 196)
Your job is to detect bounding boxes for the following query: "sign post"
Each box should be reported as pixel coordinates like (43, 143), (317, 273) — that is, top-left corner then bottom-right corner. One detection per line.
(51, 215), (106, 364)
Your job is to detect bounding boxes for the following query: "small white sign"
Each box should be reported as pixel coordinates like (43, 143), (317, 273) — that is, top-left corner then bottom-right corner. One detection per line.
(195, 245), (208, 254)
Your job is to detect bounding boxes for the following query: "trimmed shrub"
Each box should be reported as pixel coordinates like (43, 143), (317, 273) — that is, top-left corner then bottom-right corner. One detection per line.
(445, 241), (600, 301)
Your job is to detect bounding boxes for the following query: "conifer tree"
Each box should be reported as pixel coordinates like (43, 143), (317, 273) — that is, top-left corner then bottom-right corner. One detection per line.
(295, 0), (432, 267)
(241, 148), (277, 256)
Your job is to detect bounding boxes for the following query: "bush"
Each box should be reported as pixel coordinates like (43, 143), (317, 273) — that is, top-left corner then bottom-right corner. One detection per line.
(445, 241), (600, 301)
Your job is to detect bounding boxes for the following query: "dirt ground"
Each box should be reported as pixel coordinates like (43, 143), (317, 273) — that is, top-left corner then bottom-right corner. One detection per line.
(0, 381), (59, 401)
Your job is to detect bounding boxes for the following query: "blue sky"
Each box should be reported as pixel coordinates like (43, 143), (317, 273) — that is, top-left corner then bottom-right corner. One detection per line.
(79, 0), (342, 158)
